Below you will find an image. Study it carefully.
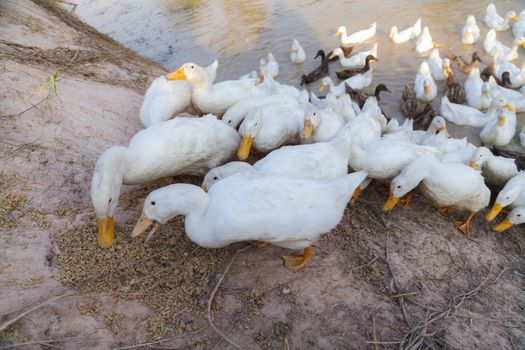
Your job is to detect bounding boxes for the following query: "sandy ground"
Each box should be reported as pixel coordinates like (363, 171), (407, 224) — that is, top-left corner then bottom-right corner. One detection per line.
(0, 1), (524, 349)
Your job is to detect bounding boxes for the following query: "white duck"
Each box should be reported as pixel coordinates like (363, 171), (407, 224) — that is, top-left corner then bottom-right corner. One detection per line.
(487, 76), (525, 112)
(480, 100), (517, 146)
(484, 30), (523, 61)
(485, 172), (525, 222)
(484, 3), (517, 31)
(237, 102), (306, 159)
(335, 23), (377, 45)
(469, 147), (519, 187)
(427, 49), (450, 81)
(301, 107), (346, 143)
(91, 115), (239, 248)
(325, 93), (361, 121)
(345, 97), (385, 147)
(415, 26), (437, 54)
(492, 207), (525, 232)
(202, 125), (354, 190)
(328, 44), (378, 68)
(390, 18), (422, 44)
(415, 61), (437, 102)
(319, 70), (373, 97)
(166, 62), (264, 115)
(347, 139), (439, 183)
(260, 52), (279, 78)
(440, 95), (486, 126)
(139, 60), (218, 127)
(222, 93), (303, 129)
(290, 39), (306, 64)
(512, 10), (525, 38)
(132, 171), (368, 270)
(461, 15), (480, 45)
(465, 67), (492, 110)
(384, 156), (490, 235)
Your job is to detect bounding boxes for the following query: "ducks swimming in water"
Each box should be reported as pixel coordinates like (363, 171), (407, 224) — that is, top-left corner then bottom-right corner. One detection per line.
(461, 15), (480, 45)
(335, 23), (377, 45)
(415, 26), (438, 54)
(300, 50), (330, 86)
(329, 44), (378, 68)
(336, 55), (378, 80)
(484, 3), (517, 31)
(415, 61), (437, 103)
(390, 18), (421, 44)
(290, 39), (306, 64)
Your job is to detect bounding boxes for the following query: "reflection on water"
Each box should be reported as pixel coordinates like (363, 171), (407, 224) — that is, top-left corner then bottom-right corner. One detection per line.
(74, 0), (523, 147)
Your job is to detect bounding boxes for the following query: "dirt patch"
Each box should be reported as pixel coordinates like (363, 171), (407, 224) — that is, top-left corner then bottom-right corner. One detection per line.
(0, 1), (524, 349)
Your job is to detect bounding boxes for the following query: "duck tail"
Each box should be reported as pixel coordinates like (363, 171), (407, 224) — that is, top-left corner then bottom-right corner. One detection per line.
(342, 171), (369, 201)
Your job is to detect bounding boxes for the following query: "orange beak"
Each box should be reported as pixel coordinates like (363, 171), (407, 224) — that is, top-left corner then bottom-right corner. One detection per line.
(166, 68), (186, 80)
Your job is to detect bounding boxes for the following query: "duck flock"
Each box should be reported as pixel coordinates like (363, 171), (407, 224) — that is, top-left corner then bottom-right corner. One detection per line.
(91, 3), (525, 270)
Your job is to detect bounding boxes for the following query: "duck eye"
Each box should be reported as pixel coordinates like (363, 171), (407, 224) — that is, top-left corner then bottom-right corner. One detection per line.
(228, 120), (232, 123)
(108, 198), (112, 203)
(397, 185), (401, 189)
(191, 65), (194, 69)
(213, 176), (218, 180)
(151, 201), (156, 205)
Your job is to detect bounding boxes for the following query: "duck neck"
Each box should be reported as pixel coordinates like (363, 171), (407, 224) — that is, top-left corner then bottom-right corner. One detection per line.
(402, 157), (434, 190)
(175, 186), (211, 246)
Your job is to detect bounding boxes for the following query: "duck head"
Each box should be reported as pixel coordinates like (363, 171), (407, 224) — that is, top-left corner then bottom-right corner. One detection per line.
(166, 63), (208, 84)
(389, 26), (398, 39)
(335, 26), (346, 37)
(507, 11), (518, 22)
(486, 186), (522, 221)
(90, 147), (129, 248)
(374, 84), (391, 99)
(469, 146), (493, 170)
(492, 207), (525, 232)
(237, 113), (264, 160)
(132, 184), (208, 240)
(201, 161), (254, 192)
(319, 77), (333, 92)
(301, 110), (321, 140)
(429, 116), (448, 136)
(472, 52), (482, 64)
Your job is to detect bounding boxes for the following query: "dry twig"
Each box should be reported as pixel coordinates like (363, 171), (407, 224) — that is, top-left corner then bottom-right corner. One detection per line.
(207, 245), (253, 350)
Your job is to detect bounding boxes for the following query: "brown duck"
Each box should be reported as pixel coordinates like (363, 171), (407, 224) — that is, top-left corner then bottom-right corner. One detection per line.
(444, 65), (466, 104)
(400, 85), (435, 130)
(448, 51), (482, 75)
(345, 83), (390, 108)
(336, 55), (378, 80)
(480, 66), (512, 88)
(300, 50), (330, 86)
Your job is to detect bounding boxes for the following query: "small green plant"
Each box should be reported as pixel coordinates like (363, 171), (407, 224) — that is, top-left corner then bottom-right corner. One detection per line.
(29, 70), (59, 99)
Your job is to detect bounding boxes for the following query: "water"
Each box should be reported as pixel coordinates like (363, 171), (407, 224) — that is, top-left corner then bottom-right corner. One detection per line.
(73, 0), (524, 146)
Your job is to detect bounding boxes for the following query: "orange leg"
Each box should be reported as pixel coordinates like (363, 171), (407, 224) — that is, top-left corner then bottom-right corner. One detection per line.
(282, 246), (314, 270)
(436, 207), (451, 216)
(250, 241), (269, 249)
(455, 211), (476, 236)
(397, 190), (415, 209)
(350, 187), (362, 205)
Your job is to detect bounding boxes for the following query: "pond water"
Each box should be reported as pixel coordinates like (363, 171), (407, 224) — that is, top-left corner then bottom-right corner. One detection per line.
(72, 0), (524, 147)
